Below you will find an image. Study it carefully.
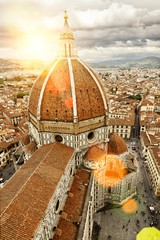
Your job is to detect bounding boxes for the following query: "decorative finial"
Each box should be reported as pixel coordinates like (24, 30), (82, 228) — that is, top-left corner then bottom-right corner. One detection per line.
(64, 10), (68, 20)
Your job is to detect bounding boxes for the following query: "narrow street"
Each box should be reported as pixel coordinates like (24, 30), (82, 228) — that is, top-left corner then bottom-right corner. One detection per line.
(132, 107), (140, 138)
(0, 161), (15, 182)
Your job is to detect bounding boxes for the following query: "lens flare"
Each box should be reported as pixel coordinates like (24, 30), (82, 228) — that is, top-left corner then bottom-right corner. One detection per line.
(122, 198), (137, 214)
(65, 97), (73, 108)
(95, 155), (128, 187)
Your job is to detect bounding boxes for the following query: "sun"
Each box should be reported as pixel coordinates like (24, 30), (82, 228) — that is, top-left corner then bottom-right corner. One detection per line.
(28, 36), (44, 51)
(30, 38), (43, 50)
(22, 35), (49, 60)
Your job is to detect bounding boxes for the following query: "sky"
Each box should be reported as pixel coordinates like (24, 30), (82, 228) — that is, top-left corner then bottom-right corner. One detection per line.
(0, 0), (160, 62)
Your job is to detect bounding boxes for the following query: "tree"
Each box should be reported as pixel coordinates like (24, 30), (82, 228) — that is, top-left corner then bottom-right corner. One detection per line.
(17, 92), (29, 98)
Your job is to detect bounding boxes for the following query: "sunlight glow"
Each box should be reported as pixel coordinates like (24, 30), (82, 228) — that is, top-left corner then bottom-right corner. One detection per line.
(29, 38), (43, 50)
(122, 198), (138, 214)
(95, 155), (128, 188)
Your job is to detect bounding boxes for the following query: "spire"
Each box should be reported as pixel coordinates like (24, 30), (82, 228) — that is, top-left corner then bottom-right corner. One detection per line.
(58, 11), (77, 58)
(62, 10), (71, 35)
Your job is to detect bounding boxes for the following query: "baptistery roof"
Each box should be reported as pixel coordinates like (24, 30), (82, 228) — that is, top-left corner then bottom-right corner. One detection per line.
(28, 13), (108, 134)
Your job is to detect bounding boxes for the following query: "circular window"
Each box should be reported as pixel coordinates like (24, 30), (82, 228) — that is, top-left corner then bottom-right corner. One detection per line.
(87, 131), (97, 143)
(55, 199), (60, 212)
(88, 132), (94, 140)
(55, 135), (63, 142)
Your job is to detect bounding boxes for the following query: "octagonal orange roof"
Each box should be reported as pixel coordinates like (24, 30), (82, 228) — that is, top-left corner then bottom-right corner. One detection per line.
(29, 58), (107, 123)
(85, 145), (106, 161)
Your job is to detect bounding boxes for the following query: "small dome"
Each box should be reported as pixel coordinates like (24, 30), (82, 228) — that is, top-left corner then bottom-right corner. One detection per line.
(108, 133), (127, 155)
(23, 141), (37, 155)
(85, 145), (106, 161)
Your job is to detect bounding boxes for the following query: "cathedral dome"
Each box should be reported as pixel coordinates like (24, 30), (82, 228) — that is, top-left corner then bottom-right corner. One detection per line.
(108, 133), (127, 155)
(29, 59), (107, 122)
(28, 13), (108, 135)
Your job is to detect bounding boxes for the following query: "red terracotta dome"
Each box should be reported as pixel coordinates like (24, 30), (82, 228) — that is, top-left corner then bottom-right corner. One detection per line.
(29, 58), (107, 123)
(108, 133), (127, 155)
(85, 145), (106, 161)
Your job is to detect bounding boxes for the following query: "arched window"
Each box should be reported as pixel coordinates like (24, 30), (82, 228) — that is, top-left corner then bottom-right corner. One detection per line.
(65, 43), (67, 57)
(69, 44), (71, 57)
(55, 199), (60, 213)
(108, 186), (111, 193)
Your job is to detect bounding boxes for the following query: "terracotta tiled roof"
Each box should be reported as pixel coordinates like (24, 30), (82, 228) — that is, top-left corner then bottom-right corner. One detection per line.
(29, 58), (107, 122)
(0, 137), (20, 150)
(0, 143), (74, 240)
(85, 145), (106, 161)
(0, 142), (11, 150)
(3, 109), (23, 118)
(108, 133), (127, 154)
(29, 60), (57, 117)
(53, 169), (90, 240)
(141, 132), (159, 147)
(141, 99), (152, 106)
(72, 59), (106, 120)
(53, 218), (78, 240)
(141, 132), (150, 146)
(108, 117), (134, 126)
(21, 133), (30, 145)
(149, 134), (159, 145)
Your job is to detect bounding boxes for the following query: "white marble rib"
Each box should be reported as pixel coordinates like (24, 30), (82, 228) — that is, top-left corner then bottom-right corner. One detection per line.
(68, 58), (78, 119)
(37, 59), (59, 119)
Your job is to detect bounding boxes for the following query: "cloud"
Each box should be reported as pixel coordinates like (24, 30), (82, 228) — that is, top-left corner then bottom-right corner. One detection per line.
(0, 0), (160, 61)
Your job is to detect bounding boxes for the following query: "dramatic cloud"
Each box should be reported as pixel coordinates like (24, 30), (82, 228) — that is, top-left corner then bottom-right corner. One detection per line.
(0, 0), (160, 61)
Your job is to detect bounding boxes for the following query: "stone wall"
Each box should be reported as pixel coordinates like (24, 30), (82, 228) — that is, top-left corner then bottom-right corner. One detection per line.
(29, 121), (109, 152)
(33, 153), (75, 240)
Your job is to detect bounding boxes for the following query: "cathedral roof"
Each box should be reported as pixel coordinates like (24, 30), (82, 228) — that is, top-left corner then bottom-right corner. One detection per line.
(54, 169), (90, 240)
(0, 143), (74, 240)
(29, 58), (107, 123)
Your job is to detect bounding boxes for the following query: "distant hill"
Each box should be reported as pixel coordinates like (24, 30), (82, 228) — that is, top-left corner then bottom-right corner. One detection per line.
(0, 58), (48, 72)
(0, 56), (160, 70)
(89, 56), (160, 69)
